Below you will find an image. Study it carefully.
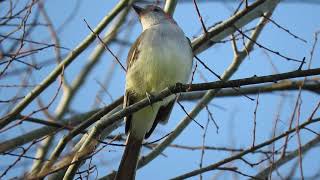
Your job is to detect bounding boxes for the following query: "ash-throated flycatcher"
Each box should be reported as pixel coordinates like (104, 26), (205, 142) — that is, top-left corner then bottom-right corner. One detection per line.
(115, 5), (193, 180)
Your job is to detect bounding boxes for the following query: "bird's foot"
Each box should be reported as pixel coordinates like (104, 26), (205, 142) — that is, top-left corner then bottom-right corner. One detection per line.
(146, 92), (155, 110)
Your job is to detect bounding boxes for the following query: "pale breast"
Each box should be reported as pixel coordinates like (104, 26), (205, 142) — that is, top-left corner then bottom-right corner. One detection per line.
(126, 23), (193, 97)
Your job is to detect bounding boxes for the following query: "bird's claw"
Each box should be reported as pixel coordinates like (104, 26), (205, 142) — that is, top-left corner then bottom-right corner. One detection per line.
(146, 92), (155, 110)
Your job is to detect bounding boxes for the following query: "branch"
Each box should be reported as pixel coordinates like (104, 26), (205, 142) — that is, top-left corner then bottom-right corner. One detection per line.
(191, 0), (280, 54)
(250, 132), (320, 179)
(164, 0), (178, 16)
(177, 0), (320, 4)
(170, 118), (320, 180)
(0, 0), (131, 130)
(0, 112), (93, 153)
(171, 68), (320, 93)
(29, 5), (132, 175)
(180, 80), (320, 100)
(62, 68), (320, 138)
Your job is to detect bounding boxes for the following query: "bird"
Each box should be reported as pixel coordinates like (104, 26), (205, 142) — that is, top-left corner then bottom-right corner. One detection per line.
(115, 4), (193, 180)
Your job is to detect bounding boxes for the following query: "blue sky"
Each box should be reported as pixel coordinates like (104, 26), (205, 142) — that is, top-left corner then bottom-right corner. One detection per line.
(1, 0), (320, 179)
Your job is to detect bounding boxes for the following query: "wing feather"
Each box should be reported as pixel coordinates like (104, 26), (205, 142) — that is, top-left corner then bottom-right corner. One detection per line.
(124, 32), (145, 134)
(144, 98), (176, 138)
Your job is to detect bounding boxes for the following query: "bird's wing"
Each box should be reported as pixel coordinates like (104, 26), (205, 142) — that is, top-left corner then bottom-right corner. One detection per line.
(186, 36), (194, 55)
(144, 98), (176, 138)
(124, 91), (133, 134)
(124, 32), (145, 134)
(126, 31), (145, 70)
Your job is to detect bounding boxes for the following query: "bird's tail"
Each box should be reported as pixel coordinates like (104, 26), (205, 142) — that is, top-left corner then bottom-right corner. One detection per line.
(115, 132), (143, 180)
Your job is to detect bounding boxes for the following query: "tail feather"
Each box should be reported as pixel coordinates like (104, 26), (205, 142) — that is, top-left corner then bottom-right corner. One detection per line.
(115, 133), (143, 180)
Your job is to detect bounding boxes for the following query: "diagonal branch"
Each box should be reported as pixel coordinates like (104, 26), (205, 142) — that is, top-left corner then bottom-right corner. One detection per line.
(191, 0), (280, 54)
(170, 118), (320, 180)
(0, 0), (131, 130)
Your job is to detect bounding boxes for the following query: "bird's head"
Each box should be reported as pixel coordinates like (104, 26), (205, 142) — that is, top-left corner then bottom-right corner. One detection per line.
(132, 5), (175, 30)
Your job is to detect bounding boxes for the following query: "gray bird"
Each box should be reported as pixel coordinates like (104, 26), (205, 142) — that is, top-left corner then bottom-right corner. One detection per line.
(115, 4), (193, 180)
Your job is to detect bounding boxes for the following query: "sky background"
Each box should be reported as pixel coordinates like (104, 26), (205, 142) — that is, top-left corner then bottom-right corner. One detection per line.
(1, 0), (320, 179)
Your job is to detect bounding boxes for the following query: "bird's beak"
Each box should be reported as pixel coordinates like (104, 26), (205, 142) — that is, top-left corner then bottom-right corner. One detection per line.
(132, 4), (143, 15)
